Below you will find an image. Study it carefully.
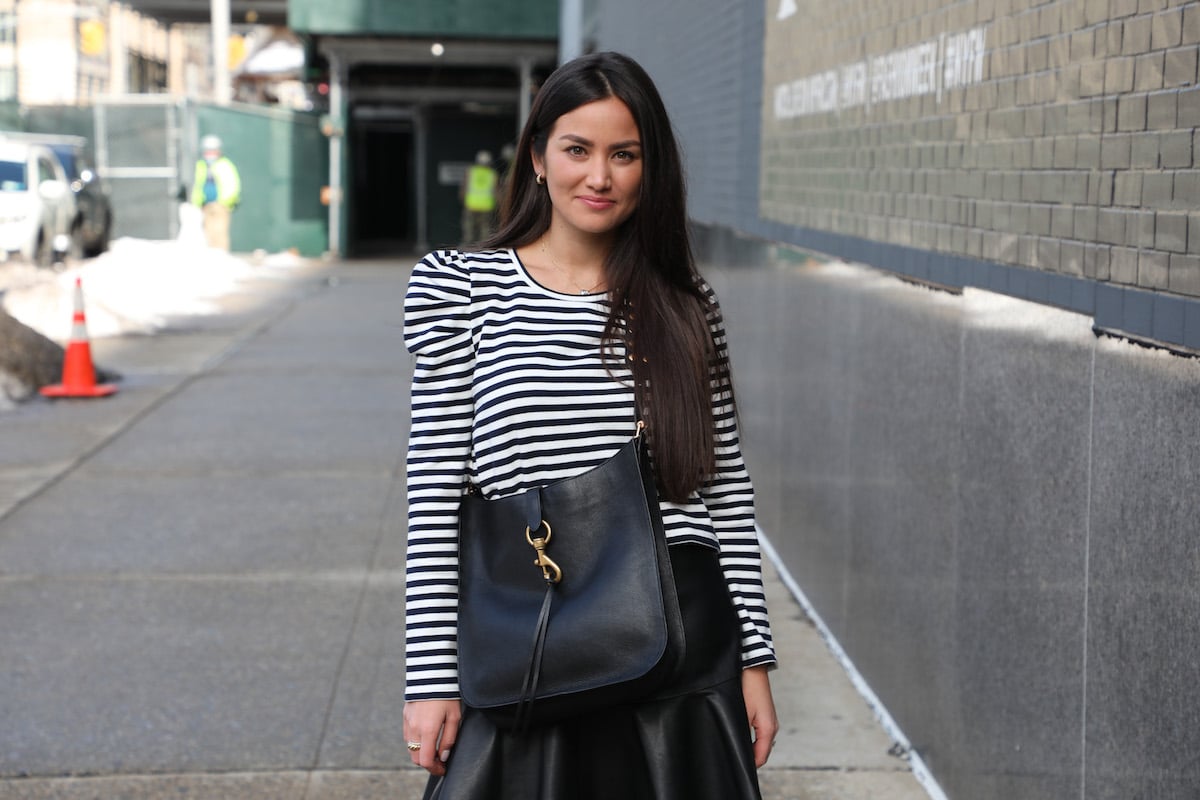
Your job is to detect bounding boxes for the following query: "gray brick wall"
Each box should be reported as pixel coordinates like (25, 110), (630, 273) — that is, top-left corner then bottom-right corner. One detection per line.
(753, 0), (1200, 301)
(594, 0), (1200, 351)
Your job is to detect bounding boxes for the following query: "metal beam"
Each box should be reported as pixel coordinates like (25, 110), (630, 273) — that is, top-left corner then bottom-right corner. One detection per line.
(347, 86), (522, 106)
(559, 0), (582, 64)
(122, 0), (288, 25)
(211, 0), (231, 105)
(318, 37), (557, 69)
(327, 52), (345, 257)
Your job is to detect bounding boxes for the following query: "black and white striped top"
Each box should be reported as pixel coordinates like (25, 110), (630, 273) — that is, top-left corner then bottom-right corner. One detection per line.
(403, 248), (776, 701)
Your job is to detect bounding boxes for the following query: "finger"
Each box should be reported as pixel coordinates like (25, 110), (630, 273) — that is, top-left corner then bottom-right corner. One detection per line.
(417, 728), (443, 773)
(437, 711), (462, 764)
(403, 733), (424, 768)
(750, 711), (778, 768)
(402, 717), (421, 768)
(418, 749), (444, 776)
(754, 729), (771, 768)
(400, 724), (420, 767)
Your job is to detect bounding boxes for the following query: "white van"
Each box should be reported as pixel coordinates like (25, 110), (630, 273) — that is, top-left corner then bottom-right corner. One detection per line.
(0, 138), (75, 265)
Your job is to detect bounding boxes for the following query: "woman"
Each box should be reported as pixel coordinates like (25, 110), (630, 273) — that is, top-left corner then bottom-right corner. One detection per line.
(403, 51), (778, 799)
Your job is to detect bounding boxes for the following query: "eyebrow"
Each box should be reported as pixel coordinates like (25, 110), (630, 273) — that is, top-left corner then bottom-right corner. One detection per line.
(557, 133), (642, 150)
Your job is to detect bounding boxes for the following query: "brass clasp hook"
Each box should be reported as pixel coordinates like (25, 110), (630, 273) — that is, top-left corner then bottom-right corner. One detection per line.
(525, 520), (563, 584)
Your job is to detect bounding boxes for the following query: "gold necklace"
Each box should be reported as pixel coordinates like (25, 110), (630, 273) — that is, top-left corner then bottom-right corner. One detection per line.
(541, 240), (606, 295)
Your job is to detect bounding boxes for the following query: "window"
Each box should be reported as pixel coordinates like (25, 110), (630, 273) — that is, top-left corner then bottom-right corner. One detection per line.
(0, 159), (26, 191)
(129, 53), (168, 94)
(37, 156), (56, 185)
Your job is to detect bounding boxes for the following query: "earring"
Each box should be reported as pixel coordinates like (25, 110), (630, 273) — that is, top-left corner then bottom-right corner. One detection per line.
(535, 173), (545, 185)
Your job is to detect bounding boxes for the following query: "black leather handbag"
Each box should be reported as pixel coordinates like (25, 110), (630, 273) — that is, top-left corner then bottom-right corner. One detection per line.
(456, 423), (686, 731)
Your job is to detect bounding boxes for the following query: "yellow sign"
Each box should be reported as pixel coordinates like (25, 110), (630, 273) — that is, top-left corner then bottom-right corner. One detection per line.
(228, 35), (246, 70)
(79, 20), (105, 57)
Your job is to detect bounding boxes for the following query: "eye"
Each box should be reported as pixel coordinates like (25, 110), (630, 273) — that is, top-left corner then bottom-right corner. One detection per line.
(614, 150), (639, 162)
(566, 145), (586, 157)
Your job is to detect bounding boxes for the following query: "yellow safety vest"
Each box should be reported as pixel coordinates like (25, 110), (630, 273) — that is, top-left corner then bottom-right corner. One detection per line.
(464, 164), (497, 212)
(192, 157), (242, 209)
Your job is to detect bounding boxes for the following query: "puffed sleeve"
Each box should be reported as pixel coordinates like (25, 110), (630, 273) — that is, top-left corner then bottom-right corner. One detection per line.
(699, 287), (777, 670)
(403, 250), (474, 700)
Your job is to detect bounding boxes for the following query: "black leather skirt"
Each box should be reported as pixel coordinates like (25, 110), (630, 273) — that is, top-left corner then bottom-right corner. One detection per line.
(422, 544), (763, 800)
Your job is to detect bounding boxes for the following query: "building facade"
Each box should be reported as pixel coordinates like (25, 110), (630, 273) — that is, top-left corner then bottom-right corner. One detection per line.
(290, 0), (559, 254)
(0, 0), (188, 105)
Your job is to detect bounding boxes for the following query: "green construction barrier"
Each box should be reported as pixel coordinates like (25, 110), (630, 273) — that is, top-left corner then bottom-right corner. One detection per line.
(0, 101), (20, 130)
(23, 106), (93, 140)
(193, 103), (328, 256)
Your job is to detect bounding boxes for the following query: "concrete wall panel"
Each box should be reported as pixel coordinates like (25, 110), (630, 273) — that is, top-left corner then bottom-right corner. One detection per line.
(703, 235), (1200, 799)
(1085, 342), (1200, 797)
(948, 299), (1094, 798)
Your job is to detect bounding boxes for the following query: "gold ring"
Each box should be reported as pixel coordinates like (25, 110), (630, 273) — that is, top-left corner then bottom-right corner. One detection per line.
(406, 741), (422, 751)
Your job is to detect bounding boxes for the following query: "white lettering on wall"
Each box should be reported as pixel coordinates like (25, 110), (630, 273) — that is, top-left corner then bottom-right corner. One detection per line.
(942, 27), (987, 94)
(773, 25), (987, 120)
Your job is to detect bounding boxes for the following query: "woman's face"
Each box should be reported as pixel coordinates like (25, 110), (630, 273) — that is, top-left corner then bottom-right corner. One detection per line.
(532, 96), (643, 240)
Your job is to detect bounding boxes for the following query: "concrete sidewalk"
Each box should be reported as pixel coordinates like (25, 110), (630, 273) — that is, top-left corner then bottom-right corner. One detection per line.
(0, 258), (929, 800)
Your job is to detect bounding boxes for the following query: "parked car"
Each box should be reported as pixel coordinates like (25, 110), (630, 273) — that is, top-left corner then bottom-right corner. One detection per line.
(42, 136), (113, 257)
(0, 138), (75, 266)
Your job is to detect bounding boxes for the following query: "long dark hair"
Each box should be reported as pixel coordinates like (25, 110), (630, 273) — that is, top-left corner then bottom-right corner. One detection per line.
(482, 52), (732, 502)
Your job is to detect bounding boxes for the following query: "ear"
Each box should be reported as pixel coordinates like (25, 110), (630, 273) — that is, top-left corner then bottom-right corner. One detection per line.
(530, 148), (545, 179)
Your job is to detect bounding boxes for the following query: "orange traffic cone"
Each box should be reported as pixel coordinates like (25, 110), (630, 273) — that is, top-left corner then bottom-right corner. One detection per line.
(39, 277), (117, 399)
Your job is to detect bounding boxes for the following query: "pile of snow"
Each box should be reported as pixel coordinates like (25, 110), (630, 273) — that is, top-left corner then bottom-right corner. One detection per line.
(1, 229), (310, 408)
(4, 238), (307, 341)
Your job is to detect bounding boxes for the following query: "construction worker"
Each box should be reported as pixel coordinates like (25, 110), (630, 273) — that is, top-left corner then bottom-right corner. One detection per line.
(460, 149), (498, 244)
(191, 134), (242, 251)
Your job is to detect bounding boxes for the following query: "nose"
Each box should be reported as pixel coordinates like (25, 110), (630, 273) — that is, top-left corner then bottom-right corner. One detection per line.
(586, 157), (611, 190)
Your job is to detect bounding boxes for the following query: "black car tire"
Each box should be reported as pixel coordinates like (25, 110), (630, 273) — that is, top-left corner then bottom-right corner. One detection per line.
(83, 212), (111, 257)
(68, 219), (85, 261)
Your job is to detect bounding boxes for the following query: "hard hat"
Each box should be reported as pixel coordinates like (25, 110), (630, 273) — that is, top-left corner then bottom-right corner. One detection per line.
(476, 150), (492, 165)
(201, 135), (222, 152)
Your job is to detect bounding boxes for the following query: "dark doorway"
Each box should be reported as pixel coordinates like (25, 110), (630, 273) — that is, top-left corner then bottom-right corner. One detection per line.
(425, 106), (517, 248)
(350, 113), (415, 256)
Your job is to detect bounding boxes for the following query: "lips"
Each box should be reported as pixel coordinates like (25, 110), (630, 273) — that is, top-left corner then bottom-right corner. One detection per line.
(578, 195), (617, 210)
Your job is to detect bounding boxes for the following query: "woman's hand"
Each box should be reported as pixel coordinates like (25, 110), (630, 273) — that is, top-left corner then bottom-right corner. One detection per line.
(403, 699), (463, 776)
(742, 665), (779, 768)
